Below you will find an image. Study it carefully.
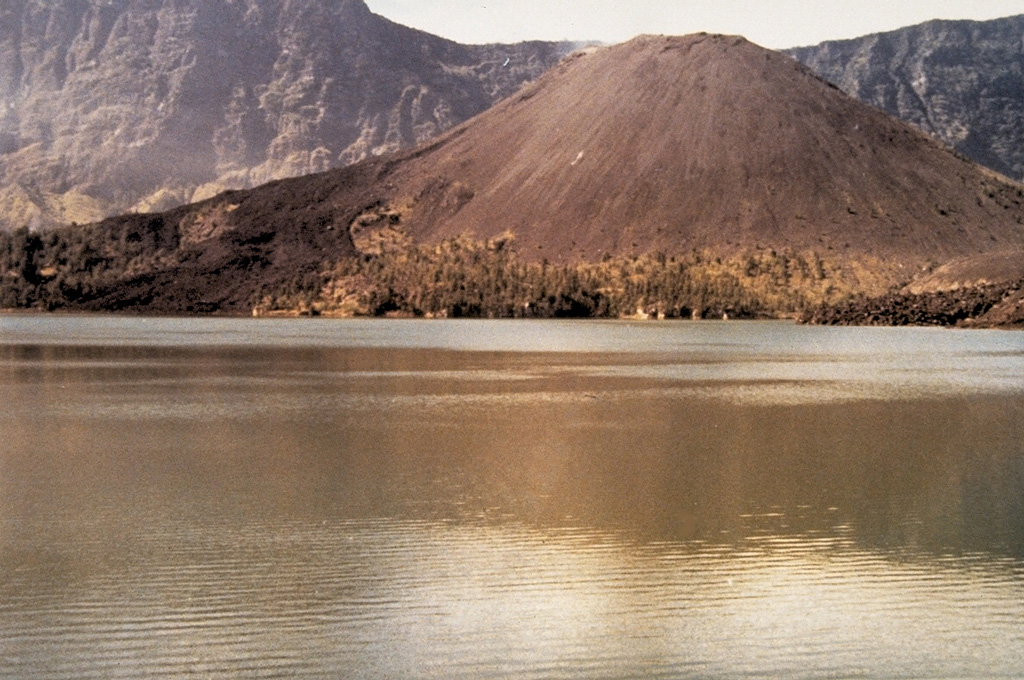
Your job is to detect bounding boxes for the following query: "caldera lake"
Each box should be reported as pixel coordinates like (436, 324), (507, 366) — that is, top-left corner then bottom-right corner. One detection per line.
(1, 316), (1022, 679)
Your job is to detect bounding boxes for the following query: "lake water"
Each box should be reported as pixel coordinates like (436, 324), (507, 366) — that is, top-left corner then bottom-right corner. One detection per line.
(1, 316), (1022, 679)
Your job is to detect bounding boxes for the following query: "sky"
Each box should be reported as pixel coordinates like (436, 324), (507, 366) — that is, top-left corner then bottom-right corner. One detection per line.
(363, 1), (1024, 49)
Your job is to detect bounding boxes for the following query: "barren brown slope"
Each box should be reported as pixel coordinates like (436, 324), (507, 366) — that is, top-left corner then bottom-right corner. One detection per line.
(378, 34), (1024, 264)
(11, 33), (1024, 316)
(905, 249), (1024, 294)
(0, 0), (577, 231)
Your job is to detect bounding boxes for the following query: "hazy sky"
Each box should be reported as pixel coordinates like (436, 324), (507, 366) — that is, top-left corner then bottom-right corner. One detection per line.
(363, 1), (1024, 48)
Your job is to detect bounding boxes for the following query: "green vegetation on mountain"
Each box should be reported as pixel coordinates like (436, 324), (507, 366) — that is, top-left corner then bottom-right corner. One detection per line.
(303, 235), (891, 319)
(0, 224), (888, 319)
(3, 31), (1023, 327)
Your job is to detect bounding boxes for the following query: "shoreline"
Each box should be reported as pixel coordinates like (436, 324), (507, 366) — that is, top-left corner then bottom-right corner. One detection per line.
(2, 307), (1021, 330)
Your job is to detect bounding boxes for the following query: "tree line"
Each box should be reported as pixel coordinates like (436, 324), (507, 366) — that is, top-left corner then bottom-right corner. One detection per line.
(0, 216), (178, 310)
(1, 222), (868, 318)
(255, 233), (858, 319)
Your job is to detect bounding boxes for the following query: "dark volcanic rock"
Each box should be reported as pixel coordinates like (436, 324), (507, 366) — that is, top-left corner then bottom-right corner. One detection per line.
(0, 0), (577, 230)
(801, 282), (1022, 327)
(31, 156), (389, 314)
(788, 15), (1024, 181)
(7, 33), (1024, 316)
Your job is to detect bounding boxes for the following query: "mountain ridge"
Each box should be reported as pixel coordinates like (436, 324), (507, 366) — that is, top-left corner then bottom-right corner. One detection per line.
(374, 33), (1024, 263)
(787, 14), (1024, 181)
(4, 4), (1024, 239)
(0, 0), (579, 230)
(3, 32), (1023, 318)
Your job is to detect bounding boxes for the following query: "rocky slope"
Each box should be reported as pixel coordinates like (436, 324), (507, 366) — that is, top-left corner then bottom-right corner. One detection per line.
(5, 4), (1023, 238)
(0, 0), (577, 231)
(802, 249), (1024, 327)
(788, 14), (1024, 181)
(4, 33), (1024, 316)
(377, 34), (1024, 265)
(800, 280), (1024, 327)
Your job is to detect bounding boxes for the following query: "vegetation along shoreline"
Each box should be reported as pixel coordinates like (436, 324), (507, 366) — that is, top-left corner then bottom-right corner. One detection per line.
(3, 226), (1021, 327)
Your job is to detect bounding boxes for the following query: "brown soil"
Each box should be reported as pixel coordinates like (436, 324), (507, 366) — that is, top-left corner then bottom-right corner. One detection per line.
(802, 246), (1024, 327)
(76, 158), (390, 313)
(905, 249), (1024, 294)
(40, 33), (1024, 314)
(799, 248), (1024, 327)
(378, 34), (1024, 266)
(801, 282), (1022, 327)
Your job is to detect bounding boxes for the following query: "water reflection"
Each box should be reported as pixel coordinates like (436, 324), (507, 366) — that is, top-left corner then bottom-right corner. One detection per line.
(1, 318), (1023, 678)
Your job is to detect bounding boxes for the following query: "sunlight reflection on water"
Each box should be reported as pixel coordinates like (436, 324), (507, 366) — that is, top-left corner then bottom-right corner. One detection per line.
(0, 316), (1022, 679)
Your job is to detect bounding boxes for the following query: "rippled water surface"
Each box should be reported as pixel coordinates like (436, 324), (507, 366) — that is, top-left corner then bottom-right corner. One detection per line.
(1, 317), (1023, 678)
